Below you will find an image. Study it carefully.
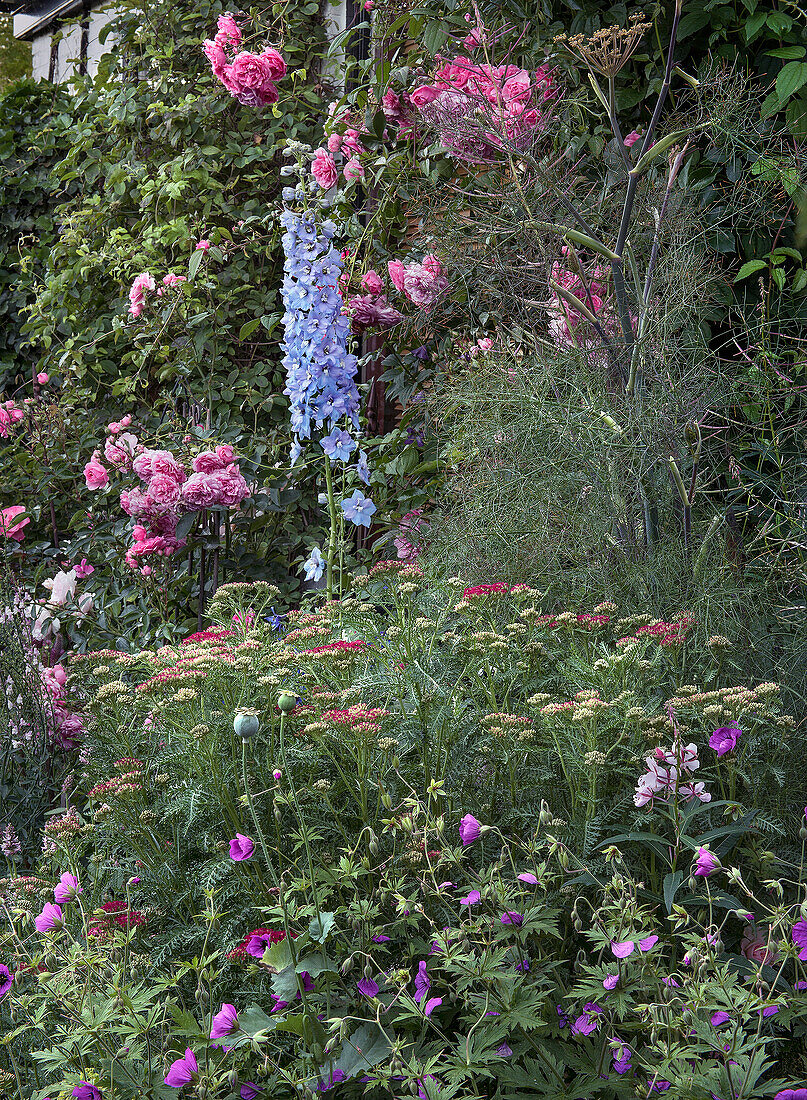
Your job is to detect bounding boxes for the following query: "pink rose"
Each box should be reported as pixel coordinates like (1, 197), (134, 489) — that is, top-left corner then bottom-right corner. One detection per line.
(0, 505), (30, 541)
(502, 71), (531, 103)
(180, 472), (219, 509)
(204, 40), (229, 78)
(382, 89), (401, 119)
(128, 272), (155, 318)
(624, 129), (642, 148)
(327, 132), (342, 152)
(150, 450), (186, 482)
(229, 51), (274, 92)
(410, 84), (443, 109)
(434, 57), (474, 90)
(147, 473), (183, 506)
(209, 465), (249, 506)
(104, 432), (138, 469)
(84, 458), (109, 490)
(120, 487), (148, 517)
(195, 239), (211, 252)
(343, 158), (365, 181)
(402, 262), (448, 309)
(361, 269), (384, 296)
(422, 253), (444, 278)
(37, 372), (49, 384)
(215, 444), (236, 465)
(388, 260), (406, 293)
(162, 273), (187, 287)
(192, 450), (226, 475)
(342, 129), (365, 156)
(260, 47), (286, 81)
(311, 149), (338, 190)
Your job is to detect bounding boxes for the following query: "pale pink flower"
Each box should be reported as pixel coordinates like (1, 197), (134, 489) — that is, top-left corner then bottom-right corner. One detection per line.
(741, 925), (778, 966)
(361, 269), (384, 296)
(128, 272), (155, 318)
(195, 239), (211, 252)
(311, 149), (338, 190)
(327, 133), (342, 152)
(104, 432), (138, 469)
(343, 158), (365, 181)
(147, 473), (183, 506)
(180, 472), (219, 509)
(342, 129), (365, 155)
(192, 450), (227, 475)
(84, 456), (109, 490)
(388, 260), (406, 293)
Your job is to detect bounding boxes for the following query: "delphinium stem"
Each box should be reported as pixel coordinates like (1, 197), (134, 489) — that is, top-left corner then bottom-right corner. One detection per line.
(323, 455), (339, 601)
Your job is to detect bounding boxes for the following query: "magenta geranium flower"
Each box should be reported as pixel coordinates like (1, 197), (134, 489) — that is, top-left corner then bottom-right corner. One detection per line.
(357, 977), (379, 997)
(570, 1002), (602, 1037)
(792, 920), (807, 960)
(517, 872), (539, 885)
(611, 940), (634, 958)
(603, 974), (619, 990)
(709, 723), (741, 756)
(694, 847), (719, 877)
(638, 935), (659, 951)
(165, 1049), (198, 1088)
(460, 889), (481, 906)
(229, 834), (254, 861)
(414, 961), (430, 1003)
(710, 1010), (730, 1026)
(54, 872), (82, 904)
(424, 996), (442, 1016)
(458, 814), (481, 846)
(34, 902), (63, 932)
(501, 911), (523, 926)
(774, 1091), (807, 1100)
(210, 1003), (239, 1041)
(241, 1085), (263, 1100)
(72, 1085), (102, 1100)
(0, 964), (12, 998)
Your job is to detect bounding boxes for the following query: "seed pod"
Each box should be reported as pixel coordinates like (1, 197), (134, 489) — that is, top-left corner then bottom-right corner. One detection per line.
(277, 692), (297, 714)
(234, 711), (261, 740)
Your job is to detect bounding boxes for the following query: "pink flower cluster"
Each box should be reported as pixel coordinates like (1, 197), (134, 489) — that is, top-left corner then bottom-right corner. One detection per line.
(128, 272), (187, 319)
(388, 254), (449, 313)
(346, 269), (404, 333)
(413, 56), (555, 161)
(203, 13), (286, 108)
(84, 423), (250, 574)
(634, 741), (711, 808)
(394, 508), (427, 560)
(0, 399), (24, 438)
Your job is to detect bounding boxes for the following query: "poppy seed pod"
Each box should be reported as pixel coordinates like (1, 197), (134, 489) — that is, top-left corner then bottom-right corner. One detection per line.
(234, 711), (261, 740)
(277, 692), (297, 714)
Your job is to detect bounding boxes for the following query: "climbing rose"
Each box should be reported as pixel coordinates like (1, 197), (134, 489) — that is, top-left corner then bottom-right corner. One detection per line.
(84, 457), (109, 490)
(128, 272), (155, 318)
(0, 505), (30, 540)
(311, 149), (338, 190)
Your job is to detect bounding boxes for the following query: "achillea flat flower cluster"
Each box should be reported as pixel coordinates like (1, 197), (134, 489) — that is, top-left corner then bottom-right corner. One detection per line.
(321, 705), (390, 733)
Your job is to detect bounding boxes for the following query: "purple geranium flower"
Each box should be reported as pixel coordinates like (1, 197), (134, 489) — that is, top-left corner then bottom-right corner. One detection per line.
(357, 977), (379, 997)
(424, 996), (442, 1016)
(517, 872), (538, 885)
(792, 921), (807, 960)
(711, 1011), (730, 1027)
(210, 1003), (239, 1041)
(694, 847), (719, 877)
(775, 1092), (807, 1100)
(709, 723), (741, 756)
(241, 1085), (263, 1100)
(557, 1005), (569, 1028)
(72, 1086), (102, 1100)
(458, 813), (482, 846)
(612, 1041), (631, 1074)
(54, 872), (82, 904)
(638, 934), (659, 951)
(501, 911), (523, 926)
(372, 934), (391, 943)
(229, 834), (254, 861)
(571, 1002), (602, 1037)
(603, 974), (619, 990)
(246, 931), (276, 959)
(0, 964), (12, 998)
(496, 1043), (513, 1057)
(165, 1049), (198, 1088)
(611, 940), (634, 958)
(34, 902), (63, 933)
(460, 889), (481, 906)
(414, 961), (430, 1003)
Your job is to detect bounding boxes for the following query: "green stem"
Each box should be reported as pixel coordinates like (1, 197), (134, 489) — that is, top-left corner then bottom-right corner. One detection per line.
(323, 456), (339, 601)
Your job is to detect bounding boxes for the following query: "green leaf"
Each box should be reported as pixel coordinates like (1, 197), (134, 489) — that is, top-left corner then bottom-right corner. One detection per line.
(308, 911), (336, 943)
(238, 318), (260, 341)
(238, 1004), (276, 1037)
(333, 1022), (394, 1080)
(262, 936), (295, 972)
(295, 952), (337, 977)
(677, 10), (711, 37)
(776, 61), (807, 105)
(188, 248), (204, 280)
(767, 46), (806, 59)
(663, 870), (684, 912)
(175, 511), (198, 539)
(734, 259), (768, 281)
(760, 89), (781, 119)
(271, 964), (302, 1001)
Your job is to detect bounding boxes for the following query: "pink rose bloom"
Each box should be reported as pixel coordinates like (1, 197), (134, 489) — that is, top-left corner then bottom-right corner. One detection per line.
(120, 487), (148, 517)
(75, 558), (94, 578)
(403, 262), (448, 309)
(180, 472), (219, 509)
(215, 11), (242, 50)
(388, 260), (406, 293)
(195, 239), (211, 252)
(624, 130), (642, 147)
(410, 84), (443, 109)
(422, 253), (444, 278)
(434, 57), (474, 90)
(382, 88), (401, 120)
(477, 337), (493, 350)
(209, 465), (249, 506)
(204, 39), (228, 77)
(215, 444), (236, 465)
(361, 269), (384, 296)
(192, 450), (226, 474)
(224, 52), (279, 106)
(162, 273), (187, 287)
(502, 71), (531, 103)
(343, 159), (365, 181)
(741, 926), (778, 966)
(342, 129), (365, 156)
(136, 449), (185, 483)
(260, 47), (286, 80)
(104, 432), (138, 468)
(147, 472), (183, 506)
(0, 505), (29, 542)
(37, 372), (49, 384)
(311, 148), (338, 190)
(84, 457), (109, 490)
(128, 272), (155, 318)
(327, 132), (342, 152)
